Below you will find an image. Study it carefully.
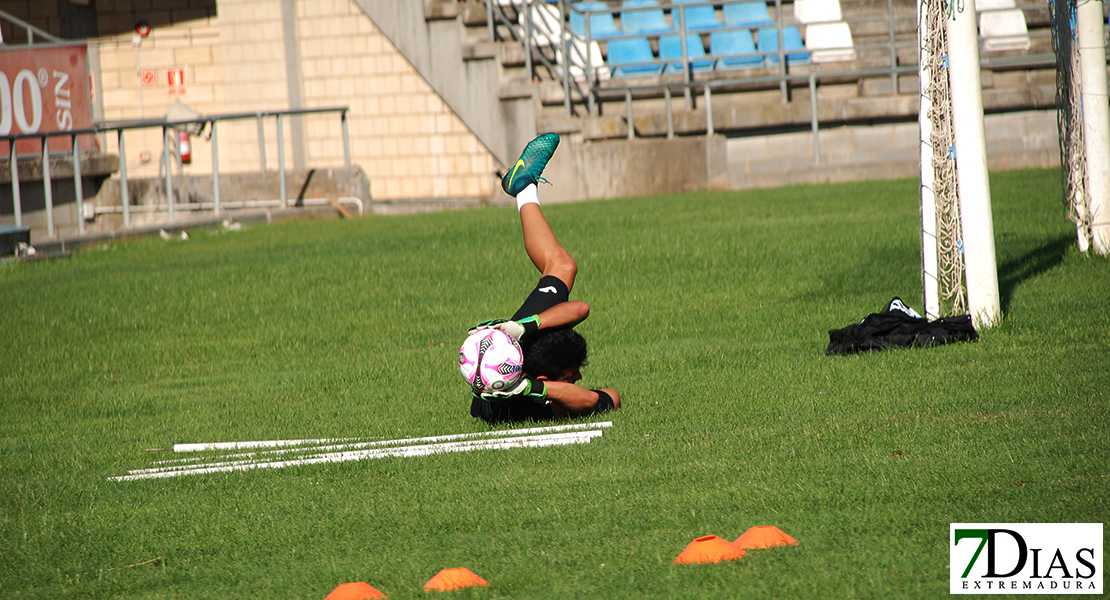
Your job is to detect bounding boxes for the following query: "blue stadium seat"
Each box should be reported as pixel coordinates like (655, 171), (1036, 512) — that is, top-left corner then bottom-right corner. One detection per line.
(723, 1), (775, 28)
(709, 29), (763, 69)
(620, 0), (673, 34)
(672, 0), (722, 31)
(607, 36), (662, 76)
(758, 26), (810, 65)
(659, 33), (714, 73)
(570, 1), (622, 39)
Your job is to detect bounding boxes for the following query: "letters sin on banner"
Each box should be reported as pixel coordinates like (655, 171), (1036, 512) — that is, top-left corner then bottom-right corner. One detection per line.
(0, 43), (95, 157)
(951, 523), (1103, 594)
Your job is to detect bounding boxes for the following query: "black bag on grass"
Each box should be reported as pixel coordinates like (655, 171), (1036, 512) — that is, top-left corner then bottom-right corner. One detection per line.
(826, 297), (978, 355)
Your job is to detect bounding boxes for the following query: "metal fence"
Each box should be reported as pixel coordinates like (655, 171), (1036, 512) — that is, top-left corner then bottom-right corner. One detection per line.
(1, 107), (350, 237)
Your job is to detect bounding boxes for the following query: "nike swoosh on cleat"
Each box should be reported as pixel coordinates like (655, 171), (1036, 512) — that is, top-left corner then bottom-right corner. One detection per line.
(507, 159), (525, 190)
(538, 286), (558, 294)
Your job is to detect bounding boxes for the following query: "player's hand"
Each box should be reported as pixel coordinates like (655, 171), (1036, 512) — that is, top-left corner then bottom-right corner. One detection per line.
(468, 315), (540, 340)
(480, 376), (547, 402)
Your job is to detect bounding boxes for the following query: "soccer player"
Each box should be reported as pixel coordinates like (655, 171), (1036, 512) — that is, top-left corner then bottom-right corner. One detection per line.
(469, 133), (621, 424)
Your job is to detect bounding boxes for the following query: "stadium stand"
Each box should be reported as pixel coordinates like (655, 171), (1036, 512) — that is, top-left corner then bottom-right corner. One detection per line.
(977, 0), (1032, 52)
(350, 0), (1080, 202)
(794, 0), (843, 23)
(559, 38), (613, 82)
(608, 36), (663, 76)
(450, 0), (1065, 145)
(569, 2), (622, 39)
(520, 2), (612, 81)
(709, 28), (763, 70)
(660, 33), (715, 72)
(758, 26), (811, 65)
(672, 0), (723, 31)
(522, 2), (564, 47)
(805, 21), (857, 62)
(791, 0), (855, 62)
(619, 0), (674, 34)
(722, 1), (775, 28)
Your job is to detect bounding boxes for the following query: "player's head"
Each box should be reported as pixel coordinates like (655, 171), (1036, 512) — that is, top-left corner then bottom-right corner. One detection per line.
(525, 329), (588, 383)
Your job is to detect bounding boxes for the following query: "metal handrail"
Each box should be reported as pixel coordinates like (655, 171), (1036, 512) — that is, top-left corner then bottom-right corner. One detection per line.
(2, 107), (350, 238)
(486, 0), (595, 115)
(0, 8), (65, 44)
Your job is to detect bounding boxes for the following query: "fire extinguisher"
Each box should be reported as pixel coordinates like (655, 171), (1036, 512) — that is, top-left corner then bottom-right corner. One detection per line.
(178, 129), (191, 165)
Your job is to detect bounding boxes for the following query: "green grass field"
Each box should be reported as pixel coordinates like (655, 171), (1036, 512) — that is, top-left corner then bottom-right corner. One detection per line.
(1, 169), (1106, 599)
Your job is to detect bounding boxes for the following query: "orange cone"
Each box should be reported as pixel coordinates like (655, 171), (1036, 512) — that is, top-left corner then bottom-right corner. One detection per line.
(734, 526), (800, 550)
(324, 581), (387, 600)
(423, 567), (490, 592)
(673, 535), (746, 564)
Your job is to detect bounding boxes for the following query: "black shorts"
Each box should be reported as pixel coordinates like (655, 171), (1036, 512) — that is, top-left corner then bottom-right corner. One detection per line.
(512, 274), (570, 360)
(511, 275), (570, 321)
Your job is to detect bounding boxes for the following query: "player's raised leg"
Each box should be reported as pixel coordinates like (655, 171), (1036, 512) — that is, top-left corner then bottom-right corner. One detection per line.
(501, 133), (577, 290)
(518, 197), (577, 290)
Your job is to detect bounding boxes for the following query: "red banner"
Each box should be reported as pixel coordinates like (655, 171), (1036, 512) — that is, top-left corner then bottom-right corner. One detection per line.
(0, 43), (95, 157)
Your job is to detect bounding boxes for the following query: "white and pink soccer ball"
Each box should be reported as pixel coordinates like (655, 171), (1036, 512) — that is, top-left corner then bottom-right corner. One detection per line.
(458, 329), (524, 394)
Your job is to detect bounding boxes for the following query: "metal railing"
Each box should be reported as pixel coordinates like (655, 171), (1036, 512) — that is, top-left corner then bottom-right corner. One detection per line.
(478, 0), (1085, 164)
(1, 106), (350, 237)
(484, 0), (1066, 117)
(0, 8), (65, 45)
(486, 0), (597, 115)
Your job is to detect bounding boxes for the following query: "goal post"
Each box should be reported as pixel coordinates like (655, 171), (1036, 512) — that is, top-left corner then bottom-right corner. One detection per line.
(947, 0), (1001, 329)
(918, 0), (1002, 328)
(1076, 0), (1110, 255)
(1051, 0), (1110, 256)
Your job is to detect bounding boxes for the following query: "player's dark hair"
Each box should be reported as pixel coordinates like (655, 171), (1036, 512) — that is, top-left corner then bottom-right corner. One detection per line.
(524, 329), (588, 379)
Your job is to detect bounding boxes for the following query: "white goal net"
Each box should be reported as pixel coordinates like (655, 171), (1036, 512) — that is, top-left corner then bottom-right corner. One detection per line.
(919, 0), (968, 320)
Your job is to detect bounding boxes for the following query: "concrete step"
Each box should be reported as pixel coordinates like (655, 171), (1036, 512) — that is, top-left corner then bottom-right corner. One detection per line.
(425, 0), (458, 21)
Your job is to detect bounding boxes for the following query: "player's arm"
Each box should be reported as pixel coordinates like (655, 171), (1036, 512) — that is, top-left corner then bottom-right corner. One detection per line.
(481, 378), (619, 416)
(543, 382), (620, 416)
(470, 300), (590, 340)
(535, 300), (589, 331)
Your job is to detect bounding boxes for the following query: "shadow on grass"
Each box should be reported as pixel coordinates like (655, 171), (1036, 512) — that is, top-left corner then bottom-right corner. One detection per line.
(998, 233), (1074, 316)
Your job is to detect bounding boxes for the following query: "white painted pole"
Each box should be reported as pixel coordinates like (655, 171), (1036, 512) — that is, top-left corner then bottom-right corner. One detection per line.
(113, 431), (605, 481)
(171, 421), (613, 454)
(946, 0), (1001, 329)
(173, 437), (347, 453)
(1076, 0), (1110, 255)
(918, 0), (941, 321)
(136, 431), (605, 476)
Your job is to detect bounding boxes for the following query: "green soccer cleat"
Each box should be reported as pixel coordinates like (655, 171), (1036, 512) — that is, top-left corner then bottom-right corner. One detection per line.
(501, 133), (560, 197)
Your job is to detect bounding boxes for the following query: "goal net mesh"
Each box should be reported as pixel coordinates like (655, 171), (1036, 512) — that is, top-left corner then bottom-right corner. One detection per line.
(1050, 0), (1091, 246)
(921, 0), (967, 316)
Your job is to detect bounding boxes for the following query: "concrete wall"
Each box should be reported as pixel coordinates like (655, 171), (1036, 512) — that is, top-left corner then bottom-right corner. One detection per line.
(94, 14), (226, 180)
(353, 0), (527, 170)
(87, 0), (500, 204)
(726, 109), (1060, 189)
(295, 0), (497, 201)
(538, 134), (730, 203)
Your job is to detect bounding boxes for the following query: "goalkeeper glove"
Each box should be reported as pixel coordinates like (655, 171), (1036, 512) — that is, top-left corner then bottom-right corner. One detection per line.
(479, 376), (547, 403)
(468, 315), (540, 341)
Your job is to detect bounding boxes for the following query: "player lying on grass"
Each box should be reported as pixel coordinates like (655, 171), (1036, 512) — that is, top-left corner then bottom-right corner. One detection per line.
(469, 133), (621, 424)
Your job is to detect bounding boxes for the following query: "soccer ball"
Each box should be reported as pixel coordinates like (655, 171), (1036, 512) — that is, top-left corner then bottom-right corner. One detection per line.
(458, 329), (524, 393)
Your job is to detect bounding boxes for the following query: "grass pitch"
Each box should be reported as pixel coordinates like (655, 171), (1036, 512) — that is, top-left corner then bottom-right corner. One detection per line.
(1, 169), (1107, 599)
